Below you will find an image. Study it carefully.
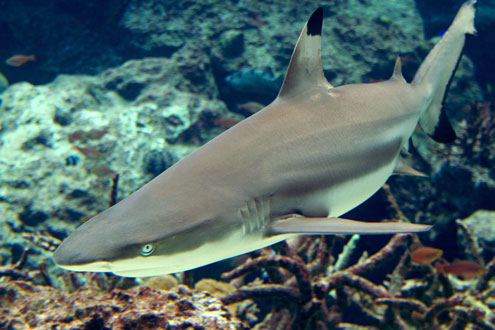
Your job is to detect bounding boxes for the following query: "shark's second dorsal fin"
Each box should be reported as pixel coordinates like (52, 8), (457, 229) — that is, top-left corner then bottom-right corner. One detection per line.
(390, 57), (406, 82)
(278, 8), (333, 98)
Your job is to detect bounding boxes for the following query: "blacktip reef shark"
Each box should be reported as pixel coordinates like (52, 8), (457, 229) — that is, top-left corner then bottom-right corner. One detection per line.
(53, 1), (477, 277)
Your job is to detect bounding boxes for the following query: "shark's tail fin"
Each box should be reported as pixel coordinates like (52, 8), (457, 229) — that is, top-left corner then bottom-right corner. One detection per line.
(413, 0), (477, 143)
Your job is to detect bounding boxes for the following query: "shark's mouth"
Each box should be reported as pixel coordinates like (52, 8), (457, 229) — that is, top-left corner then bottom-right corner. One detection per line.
(110, 263), (183, 278)
(56, 260), (112, 273)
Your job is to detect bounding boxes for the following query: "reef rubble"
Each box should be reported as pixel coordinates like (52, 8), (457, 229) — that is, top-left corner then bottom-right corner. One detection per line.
(0, 280), (246, 330)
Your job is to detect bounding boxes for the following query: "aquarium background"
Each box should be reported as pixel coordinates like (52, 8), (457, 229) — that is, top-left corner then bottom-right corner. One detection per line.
(0, 0), (494, 329)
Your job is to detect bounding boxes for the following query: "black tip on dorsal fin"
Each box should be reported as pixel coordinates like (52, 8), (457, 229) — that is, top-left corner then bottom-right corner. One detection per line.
(391, 56), (406, 82)
(278, 8), (332, 98)
(307, 8), (323, 36)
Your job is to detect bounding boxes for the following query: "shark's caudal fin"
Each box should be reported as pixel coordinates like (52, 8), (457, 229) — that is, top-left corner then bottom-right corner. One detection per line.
(278, 8), (333, 98)
(413, 0), (477, 143)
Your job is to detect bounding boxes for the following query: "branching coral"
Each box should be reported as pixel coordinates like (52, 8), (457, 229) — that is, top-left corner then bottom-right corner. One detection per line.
(219, 232), (495, 329)
(217, 202), (495, 330)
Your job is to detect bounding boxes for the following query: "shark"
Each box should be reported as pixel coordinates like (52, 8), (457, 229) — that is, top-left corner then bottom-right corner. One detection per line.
(53, 1), (477, 277)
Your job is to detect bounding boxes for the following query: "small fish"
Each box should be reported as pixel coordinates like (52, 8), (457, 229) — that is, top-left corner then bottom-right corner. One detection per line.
(237, 101), (265, 115)
(435, 259), (485, 279)
(91, 165), (116, 177)
(0, 72), (9, 93)
(5, 54), (35, 67)
(68, 130), (86, 142)
(73, 145), (103, 159)
(213, 117), (240, 129)
(69, 128), (108, 142)
(410, 246), (443, 265)
(86, 128), (109, 140)
(367, 78), (386, 84)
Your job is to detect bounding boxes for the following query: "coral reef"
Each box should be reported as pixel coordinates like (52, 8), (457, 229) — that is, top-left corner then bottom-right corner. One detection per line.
(0, 280), (245, 330)
(0, 56), (238, 280)
(2, 222), (493, 329)
(219, 234), (495, 329)
(0, 1), (494, 329)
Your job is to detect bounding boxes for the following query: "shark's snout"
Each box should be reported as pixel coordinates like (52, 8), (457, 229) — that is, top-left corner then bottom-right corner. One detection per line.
(53, 234), (113, 272)
(53, 214), (120, 272)
(52, 241), (70, 266)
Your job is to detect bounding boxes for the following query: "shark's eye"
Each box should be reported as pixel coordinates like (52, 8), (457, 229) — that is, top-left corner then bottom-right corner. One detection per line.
(141, 243), (155, 256)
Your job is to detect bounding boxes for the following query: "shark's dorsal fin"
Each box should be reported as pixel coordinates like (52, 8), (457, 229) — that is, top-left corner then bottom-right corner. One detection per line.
(278, 8), (333, 98)
(390, 56), (406, 82)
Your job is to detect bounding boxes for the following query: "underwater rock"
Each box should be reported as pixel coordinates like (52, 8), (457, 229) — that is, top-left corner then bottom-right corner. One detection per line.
(18, 207), (49, 227)
(143, 149), (176, 177)
(53, 107), (72, 126)
(119, 1), (185, 55)
(195, 278), (237, 298)
(219, 30), (245, 57)
(141, 275), (179, 291)
(102, 58), (172, 101)
(461, 210), (495, 255)
(0, 281), (246, 329)
(134, 82), (230, 144)
(0, 57), (232, 276)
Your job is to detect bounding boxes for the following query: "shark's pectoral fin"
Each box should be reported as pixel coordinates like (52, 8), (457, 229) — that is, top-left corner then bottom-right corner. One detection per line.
(266, 215), (432, 236)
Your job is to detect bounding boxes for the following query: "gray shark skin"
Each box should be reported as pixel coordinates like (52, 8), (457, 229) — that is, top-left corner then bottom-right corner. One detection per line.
(53, 1), (477, 277)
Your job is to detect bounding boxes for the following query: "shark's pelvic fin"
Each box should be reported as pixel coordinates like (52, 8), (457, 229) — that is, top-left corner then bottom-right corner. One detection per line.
(393, 155), (428, 177)
(390, 57), (406, 83)
(413, 0), (476, 143)
(267, 215), (432, 236)
(278, 8), (333, 98)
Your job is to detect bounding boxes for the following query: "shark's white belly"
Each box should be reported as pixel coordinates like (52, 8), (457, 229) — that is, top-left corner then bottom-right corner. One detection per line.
(109, 229), (290, 277)
(301, 156), (397, 218)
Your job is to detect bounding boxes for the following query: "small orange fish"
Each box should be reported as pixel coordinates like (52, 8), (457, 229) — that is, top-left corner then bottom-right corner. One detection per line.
(69, 128), (108, 142)
(73, 145), (103, 159)
(5, 54), (35, 67)
(237, 101), (264, 114)
(367, 78), (386, 83)
(411, 246), (443, 265)
(68, 130), (86, 142)
(213, 117), (240, 129)
(91, 165), (116, 177)
(435, 259), (485, 279)
(86, 128), (109, 140)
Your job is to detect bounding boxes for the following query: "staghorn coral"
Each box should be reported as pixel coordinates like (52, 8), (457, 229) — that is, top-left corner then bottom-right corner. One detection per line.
(453, 101), (495, 167)
(218, 233), (495, 330)
(214, 183), (495, 330)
